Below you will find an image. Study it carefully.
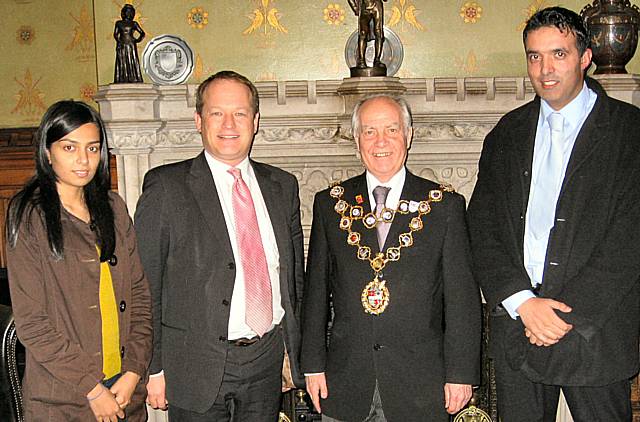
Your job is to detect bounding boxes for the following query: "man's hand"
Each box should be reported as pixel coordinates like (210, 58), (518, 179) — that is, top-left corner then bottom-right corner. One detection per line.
(87, 383), (125, 422)
(305, 373), (328, 413)
(109, 371), (140, 410)
(146, 373), (168, 410)
(444, 383), (472, 415)
(517, 297), (572, 346)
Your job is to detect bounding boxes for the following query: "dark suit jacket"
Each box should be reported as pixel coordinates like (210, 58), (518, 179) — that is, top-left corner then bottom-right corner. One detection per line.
(134, 152), (305, 413)
(301, 171), (481, 421)
(467, 78), (640, 386)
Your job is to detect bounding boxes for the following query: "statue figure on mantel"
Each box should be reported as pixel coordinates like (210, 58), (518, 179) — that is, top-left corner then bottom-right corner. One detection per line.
(348, 0), (388, 77)
(113, 4), (145, 83)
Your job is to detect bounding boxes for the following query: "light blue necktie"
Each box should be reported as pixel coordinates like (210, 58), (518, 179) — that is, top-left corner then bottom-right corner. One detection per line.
(528, 112), (565, 242)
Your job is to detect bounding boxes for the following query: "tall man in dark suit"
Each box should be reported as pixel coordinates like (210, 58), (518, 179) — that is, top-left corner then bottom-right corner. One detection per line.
(467, 7), (640, 421)
(301, 95), (481, 421)
(135, 71), (304, 421)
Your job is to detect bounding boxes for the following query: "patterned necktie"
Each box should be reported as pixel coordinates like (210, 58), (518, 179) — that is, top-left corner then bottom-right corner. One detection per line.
(373, 185), (391, 250)
(529, 112), (565, 241)
(228, 167), (272, 337)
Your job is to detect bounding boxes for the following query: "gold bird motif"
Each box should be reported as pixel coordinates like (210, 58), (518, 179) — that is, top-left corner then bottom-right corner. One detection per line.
(267, 7), (288, 33)
(404, 5), (424, 30)
(243, 9), (264, 35)
(388, 6), (402, 27)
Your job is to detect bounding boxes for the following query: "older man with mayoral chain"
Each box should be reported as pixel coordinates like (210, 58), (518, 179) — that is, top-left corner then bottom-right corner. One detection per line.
(301, 94), (481, 422)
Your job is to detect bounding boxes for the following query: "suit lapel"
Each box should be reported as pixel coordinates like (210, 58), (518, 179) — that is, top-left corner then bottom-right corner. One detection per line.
(252, 161), (288, 258)
(187, 153), (234, 260)
(252, 161), (296, 307)
(507, 100), (540, 258)
(384, 172), (421, 251)
(560, 92), (608, 196)
(349, 173), (379, 252)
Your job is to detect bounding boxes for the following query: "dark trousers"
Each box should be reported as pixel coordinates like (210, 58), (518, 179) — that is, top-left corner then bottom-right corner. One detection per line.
(495, 357), (632, 422)
(169, 327), (284, 422)
(322, 381), (387, 422)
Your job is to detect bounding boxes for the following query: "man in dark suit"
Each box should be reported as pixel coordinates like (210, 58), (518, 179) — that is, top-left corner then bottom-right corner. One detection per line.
(467, 7), (640, 421)
(135, 70), (304, 421)
(301, 95), (481, 421)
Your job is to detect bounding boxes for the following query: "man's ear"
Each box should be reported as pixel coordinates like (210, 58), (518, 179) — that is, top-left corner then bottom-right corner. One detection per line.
(194, 111), (202, 132)
(580, 48), (593, 72)
(253, 112), (260, 135)
(406, 127), (413, 149)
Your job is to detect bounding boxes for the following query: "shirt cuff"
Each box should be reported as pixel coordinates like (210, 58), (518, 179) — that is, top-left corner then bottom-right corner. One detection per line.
(149, 370), (164, 378)
(502, 290), (536, 319)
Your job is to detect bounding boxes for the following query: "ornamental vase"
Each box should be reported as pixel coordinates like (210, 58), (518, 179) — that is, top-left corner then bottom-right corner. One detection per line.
(581, 0), (640, 74)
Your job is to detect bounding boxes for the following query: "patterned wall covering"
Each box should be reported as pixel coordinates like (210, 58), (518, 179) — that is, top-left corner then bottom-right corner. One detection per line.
(3, 0), (640, 128)
(1, 0), (98, 128)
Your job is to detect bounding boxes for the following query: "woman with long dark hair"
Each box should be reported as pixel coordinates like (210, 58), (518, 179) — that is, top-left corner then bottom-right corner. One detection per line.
(5, 100), (152, 421)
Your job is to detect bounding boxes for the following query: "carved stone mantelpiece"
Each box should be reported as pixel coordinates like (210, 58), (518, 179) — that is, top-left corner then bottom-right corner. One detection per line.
(95, 74), (640, 229)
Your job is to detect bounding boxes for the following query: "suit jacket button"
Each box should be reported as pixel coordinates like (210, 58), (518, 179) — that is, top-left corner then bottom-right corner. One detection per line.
(228, 262), (235, 270)
(519, 213), (524, 220)
(222, 299), (230, 306)
(120, 346), (125, 358)
(119, 301), (126, 312)
(373, 343), (382, 351)
(109, 255), (118, 266)
(523, 170), (530, 177)
(219, 336), (227, 342)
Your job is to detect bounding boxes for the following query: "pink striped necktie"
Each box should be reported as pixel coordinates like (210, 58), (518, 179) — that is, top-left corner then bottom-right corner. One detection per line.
(228, 167), (272, 337)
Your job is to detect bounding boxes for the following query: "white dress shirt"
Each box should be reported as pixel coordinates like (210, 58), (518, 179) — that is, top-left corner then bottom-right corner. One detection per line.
(205, 152), (284, 339)
(502, 83), (597, 318)
(366, 167), (406, 213)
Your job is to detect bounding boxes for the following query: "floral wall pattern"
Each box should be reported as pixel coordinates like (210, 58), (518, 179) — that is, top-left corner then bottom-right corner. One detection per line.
(2, 0), (640, 128)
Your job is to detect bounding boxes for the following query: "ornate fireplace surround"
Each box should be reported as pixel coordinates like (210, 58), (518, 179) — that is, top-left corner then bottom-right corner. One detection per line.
(94, 74), (640, 422)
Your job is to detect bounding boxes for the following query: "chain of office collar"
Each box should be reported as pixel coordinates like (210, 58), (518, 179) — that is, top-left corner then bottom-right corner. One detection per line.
(329, 182), (452, 274)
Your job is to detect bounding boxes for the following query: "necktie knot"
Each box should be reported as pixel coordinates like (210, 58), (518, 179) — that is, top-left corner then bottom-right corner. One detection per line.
(548, 112), (564, 138)
(373, 186), (391, 209)
(228, 167), (242, 180)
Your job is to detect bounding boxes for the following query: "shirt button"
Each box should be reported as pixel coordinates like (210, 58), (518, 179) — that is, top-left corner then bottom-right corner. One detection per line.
(119, 301), (126, 312)
(373, 343), (382, 351)
(228, 262), (235, 270)
(222, 299), (230, 306)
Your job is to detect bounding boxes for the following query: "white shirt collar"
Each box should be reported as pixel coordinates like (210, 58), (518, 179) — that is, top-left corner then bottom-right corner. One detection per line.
(204, 151), (252, 179)
(365, 167), (406, 210)
(540, 82), (594, 135)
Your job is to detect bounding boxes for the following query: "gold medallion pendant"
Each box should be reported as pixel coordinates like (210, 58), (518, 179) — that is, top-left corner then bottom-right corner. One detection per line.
(361, 277), (389, 315)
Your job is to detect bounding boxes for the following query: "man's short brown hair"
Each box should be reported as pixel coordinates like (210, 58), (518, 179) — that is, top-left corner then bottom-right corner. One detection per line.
(195, 70), (260, 116)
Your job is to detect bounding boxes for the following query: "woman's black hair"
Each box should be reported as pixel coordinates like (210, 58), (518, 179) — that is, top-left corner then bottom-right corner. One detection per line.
(6, 100), (115, 262)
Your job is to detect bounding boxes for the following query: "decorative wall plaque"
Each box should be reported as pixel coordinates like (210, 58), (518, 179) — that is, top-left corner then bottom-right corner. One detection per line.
(142, 35), (194, 85)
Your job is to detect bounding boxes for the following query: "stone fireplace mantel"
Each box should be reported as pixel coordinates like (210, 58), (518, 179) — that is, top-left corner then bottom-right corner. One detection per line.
(94, 74), (640, 227)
